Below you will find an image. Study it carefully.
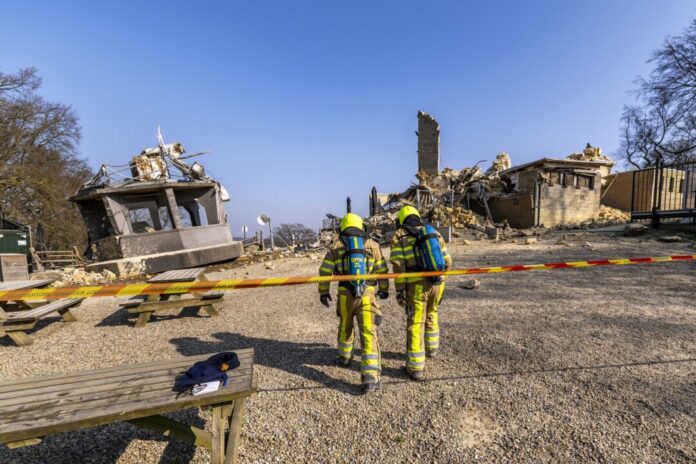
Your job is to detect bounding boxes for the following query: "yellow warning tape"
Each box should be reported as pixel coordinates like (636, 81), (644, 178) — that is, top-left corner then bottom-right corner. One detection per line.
(0, 254), (693, 301)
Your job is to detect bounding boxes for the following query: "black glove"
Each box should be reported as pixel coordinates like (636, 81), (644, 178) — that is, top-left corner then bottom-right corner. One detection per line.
(396, 290), (406, 307)
(319, 294), (332, 308)
(377, 290), (389, 300)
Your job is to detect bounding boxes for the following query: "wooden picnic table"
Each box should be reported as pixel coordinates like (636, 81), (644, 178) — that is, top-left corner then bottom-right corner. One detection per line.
(0, 279), (55, 311)
(0, 298), (83, 346)
(0, 279), (83, 347)
(0, 348), (256, 464)
(122, 268), (224, 328)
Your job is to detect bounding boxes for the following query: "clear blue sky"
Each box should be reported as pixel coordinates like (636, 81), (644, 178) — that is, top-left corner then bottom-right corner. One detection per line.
(1, 1), (694, 233)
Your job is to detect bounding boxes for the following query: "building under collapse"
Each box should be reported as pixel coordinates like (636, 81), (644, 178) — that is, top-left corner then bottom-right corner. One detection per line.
(485, 156), (614, 228)
(367, 111), (617, 233)
(71, 133), (242, 275)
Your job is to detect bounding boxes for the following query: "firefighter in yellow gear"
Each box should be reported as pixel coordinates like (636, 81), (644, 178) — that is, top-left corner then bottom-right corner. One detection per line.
(390, 205), (452, 381)
(318, 213), (389, 393)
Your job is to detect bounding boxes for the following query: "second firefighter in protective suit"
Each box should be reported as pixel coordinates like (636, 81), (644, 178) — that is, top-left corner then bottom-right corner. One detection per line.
(318, 213), (389, 393)
(390, 206), (452, 381)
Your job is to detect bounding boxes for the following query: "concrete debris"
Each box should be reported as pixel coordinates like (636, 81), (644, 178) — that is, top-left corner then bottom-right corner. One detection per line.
(623, 223), (649, 237)
(567, 143), (612, 163)
(555, 235), (569, 246)
(462, 239), (472, 245)
(318, 229), (338, 246)
(597, 205), (631, 224)
(485, 152), (512, 175)
(460, 279), (481, 290)
(429, 205), (482, 229)
(524, 237), (538, 245)
(657, 235), (683, 243)
(36, 267), (122, 287)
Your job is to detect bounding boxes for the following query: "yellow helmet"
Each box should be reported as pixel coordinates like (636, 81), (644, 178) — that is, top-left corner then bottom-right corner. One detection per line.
(339, 213), (364, 232)
(397, 205), (420, 226)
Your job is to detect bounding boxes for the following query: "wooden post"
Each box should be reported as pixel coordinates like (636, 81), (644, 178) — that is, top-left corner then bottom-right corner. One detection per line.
(224, 398), (247, 464)
(7, 331), (33, 347)
(211, 405), (227, 464)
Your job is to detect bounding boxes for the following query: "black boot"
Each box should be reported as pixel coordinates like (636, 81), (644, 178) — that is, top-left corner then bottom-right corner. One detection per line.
(361, 375), (381, 394)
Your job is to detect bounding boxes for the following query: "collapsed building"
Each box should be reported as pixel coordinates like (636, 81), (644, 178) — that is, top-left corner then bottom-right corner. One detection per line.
(70, 132), (242, 275)
(485, 155), (614, 228)
(367, 112), (622, 237)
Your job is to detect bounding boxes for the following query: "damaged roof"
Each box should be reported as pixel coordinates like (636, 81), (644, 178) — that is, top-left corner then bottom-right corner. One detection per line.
(501, 157), (614, 176)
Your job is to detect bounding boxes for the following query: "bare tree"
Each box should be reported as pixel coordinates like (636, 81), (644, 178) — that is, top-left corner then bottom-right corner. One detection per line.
(273, 223), (318, 247)
(0, 67), (91, 249)
(620, 19), (696, 167)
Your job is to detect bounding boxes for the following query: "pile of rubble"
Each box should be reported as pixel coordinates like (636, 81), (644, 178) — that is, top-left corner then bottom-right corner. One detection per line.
(429, 205), (483, 228)
(554, 205), (632, 230)
(567, 144), (612, 163)
(31, 267), (119, 287)
(597, 205), (631, 224)
(413, 152), (511, 199)
(217, 248), (324, 269)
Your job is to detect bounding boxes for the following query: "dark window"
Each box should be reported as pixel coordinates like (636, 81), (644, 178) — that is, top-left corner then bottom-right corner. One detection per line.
(560, 173), (567, 188)
(123, 195), (173, 234)
(588, 176), (595, 190)
(679, 179), (685, 193)
(668, 177), (675, 193)
(177, 201), (209, 227)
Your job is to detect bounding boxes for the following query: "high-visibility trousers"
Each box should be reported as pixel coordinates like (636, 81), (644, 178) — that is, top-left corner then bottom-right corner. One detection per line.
(336, 285), (382, 381)
(404, 279), (445, 373)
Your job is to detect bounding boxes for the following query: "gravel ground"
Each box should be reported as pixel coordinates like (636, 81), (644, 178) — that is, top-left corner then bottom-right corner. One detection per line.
(1, 229), (695, 463)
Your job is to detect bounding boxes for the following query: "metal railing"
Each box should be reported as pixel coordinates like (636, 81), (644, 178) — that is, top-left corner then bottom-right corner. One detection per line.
(630, 159), (696, 228)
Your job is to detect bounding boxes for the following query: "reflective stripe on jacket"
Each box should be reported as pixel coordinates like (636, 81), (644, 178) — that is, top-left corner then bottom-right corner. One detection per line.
(389, 227), (452, 291)
(319, 237), (389, 294)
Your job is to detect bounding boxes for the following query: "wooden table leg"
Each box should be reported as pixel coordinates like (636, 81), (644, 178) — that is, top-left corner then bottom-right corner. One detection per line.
(134, 311), (153, 328)
(202, 304), (220, 317)
(58, 308), (77, 322)
(7, 331), (33, 347)
(133, 294), (160, 327)
(224, 398), (247, 464)
(211, 404), (227, 464)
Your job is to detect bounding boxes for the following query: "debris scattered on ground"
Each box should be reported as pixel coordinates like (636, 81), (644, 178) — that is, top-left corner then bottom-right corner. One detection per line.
(524, 237), (538, 245)
(429, 205), (483, 229)
(658, 235), (683, 243)
(566, 144), (613, 163)
(623, 223), (649, 237)
(460, 278), (481, 290)
(597, 205), (631, 224)
(555, 235), (569, 246)
(31, 267), (122, 287)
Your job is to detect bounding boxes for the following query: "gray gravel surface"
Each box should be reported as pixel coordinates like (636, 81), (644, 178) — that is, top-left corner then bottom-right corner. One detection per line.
(1, 230), (695, 463)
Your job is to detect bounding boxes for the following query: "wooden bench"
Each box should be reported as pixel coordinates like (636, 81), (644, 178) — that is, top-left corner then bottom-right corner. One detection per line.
(0, 279), (56, 311)
(0, 348), (256, 464)
(122, 268), (224, 328)
(0, 298), (83, 347)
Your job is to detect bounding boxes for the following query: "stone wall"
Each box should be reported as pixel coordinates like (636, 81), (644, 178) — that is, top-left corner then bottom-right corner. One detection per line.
(487, 194), (535, 229)
(417, 111), (440, 175)
(538, 183), (600, 227)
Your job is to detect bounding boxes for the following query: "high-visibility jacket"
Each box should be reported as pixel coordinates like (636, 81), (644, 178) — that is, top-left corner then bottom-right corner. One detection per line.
(389, 227), (452, 292)
(318, 237), (389, 295)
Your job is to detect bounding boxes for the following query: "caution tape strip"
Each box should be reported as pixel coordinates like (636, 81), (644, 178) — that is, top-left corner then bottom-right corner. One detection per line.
(0, 255), (694, 301)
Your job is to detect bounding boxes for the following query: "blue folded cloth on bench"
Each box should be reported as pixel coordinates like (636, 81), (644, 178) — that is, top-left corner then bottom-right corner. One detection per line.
(175, 352), (240, 393)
